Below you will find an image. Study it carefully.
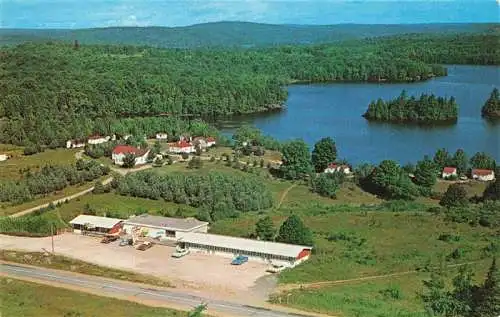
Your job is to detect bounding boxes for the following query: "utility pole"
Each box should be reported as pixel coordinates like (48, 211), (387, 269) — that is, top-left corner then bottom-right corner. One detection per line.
(51, 224), (55, 253)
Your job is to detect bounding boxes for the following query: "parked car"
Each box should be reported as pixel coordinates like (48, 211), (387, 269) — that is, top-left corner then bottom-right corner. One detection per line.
(100, 235), (119, 244)
(171, 248), (190, 258)
(136, 241), (153, 251)
(266, 264), (286, 273)
(119, 238), (132, 246)
(231, 255), (249, 265)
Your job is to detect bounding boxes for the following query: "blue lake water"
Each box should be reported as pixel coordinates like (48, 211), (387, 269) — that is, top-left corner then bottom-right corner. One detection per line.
(218, 65), (500, 165)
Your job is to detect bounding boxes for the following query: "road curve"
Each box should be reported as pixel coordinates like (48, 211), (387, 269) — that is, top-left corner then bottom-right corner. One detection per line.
(1, 263), (318, 317)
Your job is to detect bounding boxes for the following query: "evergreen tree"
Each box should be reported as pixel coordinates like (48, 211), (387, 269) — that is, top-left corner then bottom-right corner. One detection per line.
(414, 155), (438, 194)
(452, 149), (468, 176)
(483, 177), (500, 201)
(276, 215), (313, 246)
(255, 216), (275, 241)
(311, 137), (337, 173)
(92, 181), (105, 194)
(440, 184), (468, 208)
(470, 152), (496, 170)
(481, 88), (500, 119)
(473, 258), (500, 317)
(122, 153), (137, 168)
(434, 148), (452, 172)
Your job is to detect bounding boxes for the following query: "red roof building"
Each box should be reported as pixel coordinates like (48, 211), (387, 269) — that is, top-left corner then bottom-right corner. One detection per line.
(442, 167), (457, 174)
(112, 145), (148, 156)
(471, 169), (495, 181)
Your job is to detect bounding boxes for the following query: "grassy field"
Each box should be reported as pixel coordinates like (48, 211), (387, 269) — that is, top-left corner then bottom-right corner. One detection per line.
(1, 250), (172, 287)
(7, 158), (497, 317)
(271, 259), (493, 317)
(0, 147), (78, 180)
(1, 278), (184, 317)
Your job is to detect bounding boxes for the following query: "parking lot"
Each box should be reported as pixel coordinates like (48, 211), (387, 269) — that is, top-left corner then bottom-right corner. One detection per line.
(0, 233), (272, 301)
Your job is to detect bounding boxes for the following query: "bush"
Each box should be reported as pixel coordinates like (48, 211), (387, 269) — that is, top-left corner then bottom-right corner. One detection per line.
(447, 248), (464, 260)
(379, 285), (403, 300)
(438, 233), (461, 242)
(440, 184), (468, 208)
(181, 152), (189, 160)
(310, 172), (344, 198)
(23, 143), (42, 155)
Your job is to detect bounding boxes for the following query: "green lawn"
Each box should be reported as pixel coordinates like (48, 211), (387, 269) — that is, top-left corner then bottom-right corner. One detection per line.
(0, 147), (78, 180)
(1, 278), (185, 317)
(1, 250), (172, 287)
(271, 259), (493, 317)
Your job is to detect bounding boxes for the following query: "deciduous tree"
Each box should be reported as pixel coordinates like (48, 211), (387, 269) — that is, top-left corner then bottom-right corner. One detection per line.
(280, 140), (312, 180)
(276, 214), (313, 246)
(311, 137), (337, 173)
(440, 184), (468, 208)
(255, 216), (275, 241)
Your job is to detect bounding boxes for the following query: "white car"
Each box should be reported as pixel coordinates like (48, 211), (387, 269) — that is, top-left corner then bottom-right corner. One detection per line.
(171, 248), (190, 258)
(266, 264), (287, 273)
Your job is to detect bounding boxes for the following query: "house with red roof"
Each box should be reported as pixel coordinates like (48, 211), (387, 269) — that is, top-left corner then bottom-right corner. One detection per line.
(471, 169), (495, 182)
(167, 140), (195, 154)
(442, 167), (458, 179)
(112, 145), (150, 166)
(324, 163), (351, 174)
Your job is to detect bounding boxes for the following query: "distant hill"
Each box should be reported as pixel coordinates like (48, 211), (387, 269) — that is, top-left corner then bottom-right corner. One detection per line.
(1, 21), (498, 48)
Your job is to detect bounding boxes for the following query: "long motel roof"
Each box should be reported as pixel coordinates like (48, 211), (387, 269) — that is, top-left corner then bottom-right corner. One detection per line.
(177, 232), (312, 259)
(69, 215), (123, 229)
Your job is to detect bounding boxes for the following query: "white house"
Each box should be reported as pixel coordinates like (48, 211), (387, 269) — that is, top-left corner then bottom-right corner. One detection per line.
(66, 139), (85, 149)
(87, 135), (110, 145)
(123, 214), (208, 241)
(324, 163), (351, 174)
(122, 134), (132, 141)
(168, 140), (195, 154)
(442, 167), (458, 179)
(206, 137), (216, 147)
(471, 169), (495, 181)
(176, 232), (313, 267)
(112, 145), (150, 166)
(0, 154), (9, 162)
(156, 133), (168, 140)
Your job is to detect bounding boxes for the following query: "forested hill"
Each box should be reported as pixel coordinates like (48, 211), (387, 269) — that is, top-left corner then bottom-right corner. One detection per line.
(1, 22), (498, 48)
(0, 32), (498, 147)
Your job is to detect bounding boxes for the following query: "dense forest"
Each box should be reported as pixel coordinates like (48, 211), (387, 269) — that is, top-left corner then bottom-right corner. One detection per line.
(115, 171), (274, 221)
(0, 31), (498, 147)
(481, 88), (500, 119)
(363, 91), (459, 123)
(1, 22), (496, 48)
(0, 160), (109, 205)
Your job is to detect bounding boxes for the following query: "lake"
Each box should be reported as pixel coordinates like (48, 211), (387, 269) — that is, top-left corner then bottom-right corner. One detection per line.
(218, 65), (500, 165)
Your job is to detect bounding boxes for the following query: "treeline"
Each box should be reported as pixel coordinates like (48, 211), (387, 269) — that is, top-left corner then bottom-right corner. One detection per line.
(363, 90), (458, 123)
(481, 88), (500, 119)
(115, 171), (273, 221)
(0, 160), (109, 205)
(1, 32), (497, 147)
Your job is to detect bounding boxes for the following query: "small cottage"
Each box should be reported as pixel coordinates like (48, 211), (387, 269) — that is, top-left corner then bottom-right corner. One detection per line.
(442, 167), (458, 179)
(112, 145), (150, 166)
(324, 163), (351, 174)
(471, 169), (495, 181)
(66, 139), (86, 149)
(0, 154), (9, 162)
(87, 135), (110, 145)
(168, 140), (195, 154)
(156, 133), (168, 140)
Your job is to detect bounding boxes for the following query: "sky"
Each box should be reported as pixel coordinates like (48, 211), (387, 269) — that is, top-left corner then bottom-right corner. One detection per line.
(1, 0), (499, 29)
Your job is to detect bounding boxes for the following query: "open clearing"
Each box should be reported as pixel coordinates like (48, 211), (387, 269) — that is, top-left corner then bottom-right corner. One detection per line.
(0, 277), (184, 317)
(0, 233), (272, 303)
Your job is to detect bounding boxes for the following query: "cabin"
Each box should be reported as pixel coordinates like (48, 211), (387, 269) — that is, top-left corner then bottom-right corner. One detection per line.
(156, 133), (168, 140)
(112, 145), (150, 166)
(66, 139), (85, 149)
(442, 167), (458, 179)
(206, 137), (216, 147)
(168, 140), (195, 154)
(87, 135), (110, 145)
(324, 163), (351, 174)
(471, 169), (495, 181)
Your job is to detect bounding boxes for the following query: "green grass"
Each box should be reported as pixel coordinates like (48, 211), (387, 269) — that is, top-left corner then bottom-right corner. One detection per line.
(1, 250), (172, 288)
(271, 259), (493, 317)
(1, 278), (184, 317)
(0, 147), (78, 180)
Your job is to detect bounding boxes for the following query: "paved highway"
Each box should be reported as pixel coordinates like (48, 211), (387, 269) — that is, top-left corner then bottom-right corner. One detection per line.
(1, 263), (312, 317)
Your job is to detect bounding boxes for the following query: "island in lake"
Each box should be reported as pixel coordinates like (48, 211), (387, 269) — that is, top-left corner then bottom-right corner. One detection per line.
(481, 88), (500, 119)
(362, 90), (458, 124)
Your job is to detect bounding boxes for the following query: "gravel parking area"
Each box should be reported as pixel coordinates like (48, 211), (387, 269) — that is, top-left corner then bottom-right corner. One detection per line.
(0, 233), (272, 302)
